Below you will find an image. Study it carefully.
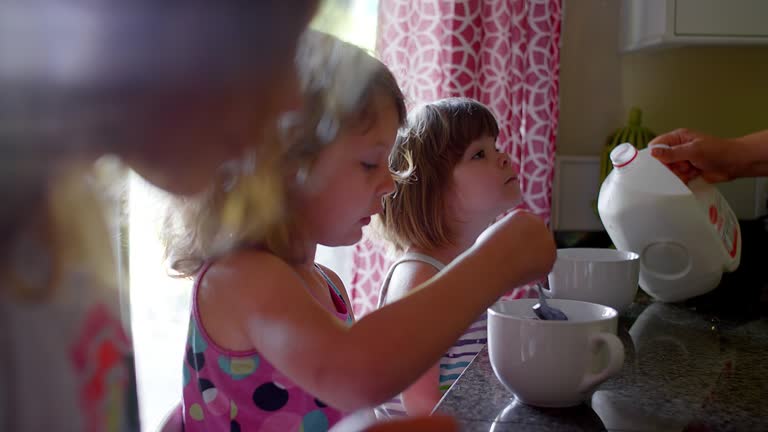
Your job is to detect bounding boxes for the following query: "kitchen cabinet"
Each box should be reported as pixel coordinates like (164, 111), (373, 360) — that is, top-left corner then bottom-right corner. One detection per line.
(621, 0), (768, 52)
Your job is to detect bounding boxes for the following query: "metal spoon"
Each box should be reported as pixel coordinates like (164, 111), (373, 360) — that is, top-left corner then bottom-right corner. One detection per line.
(532, 283), (568, 321)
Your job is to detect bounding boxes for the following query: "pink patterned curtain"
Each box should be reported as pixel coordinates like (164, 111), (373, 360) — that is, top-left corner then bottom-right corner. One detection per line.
(348, 0), (562, 318)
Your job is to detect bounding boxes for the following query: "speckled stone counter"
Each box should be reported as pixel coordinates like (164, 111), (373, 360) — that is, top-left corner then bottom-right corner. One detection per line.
(434, 299), (768, 431)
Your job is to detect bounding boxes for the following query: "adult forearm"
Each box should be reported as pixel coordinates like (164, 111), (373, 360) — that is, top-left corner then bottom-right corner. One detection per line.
(737, 130), (768, 177)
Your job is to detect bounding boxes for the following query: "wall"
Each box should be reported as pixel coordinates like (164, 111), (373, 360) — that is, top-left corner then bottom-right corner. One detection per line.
(621, 46), (768, 140)
(557, 0), (623, 157)
(556, 0), (768, 219)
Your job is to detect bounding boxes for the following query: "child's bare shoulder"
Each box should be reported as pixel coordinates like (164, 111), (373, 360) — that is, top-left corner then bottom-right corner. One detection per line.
(387, 260), (440, 302)
(210, 250), (303, 293)
(391, 260), (440, 285)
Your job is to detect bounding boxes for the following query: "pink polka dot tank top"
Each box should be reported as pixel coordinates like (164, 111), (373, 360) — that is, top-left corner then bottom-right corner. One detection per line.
(182, 262), (353, 432)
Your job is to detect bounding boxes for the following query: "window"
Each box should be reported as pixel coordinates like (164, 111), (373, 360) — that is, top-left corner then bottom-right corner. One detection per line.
(312, 0), (379, 52)
(129, 174), (191, 431)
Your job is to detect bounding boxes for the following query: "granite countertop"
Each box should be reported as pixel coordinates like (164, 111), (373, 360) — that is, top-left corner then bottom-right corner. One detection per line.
(434, 298), (768, 431)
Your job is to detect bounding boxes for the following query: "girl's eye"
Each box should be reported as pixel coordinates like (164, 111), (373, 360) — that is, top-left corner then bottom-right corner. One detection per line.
(472, 150), (485, 160)
(361, 162), (378, 171)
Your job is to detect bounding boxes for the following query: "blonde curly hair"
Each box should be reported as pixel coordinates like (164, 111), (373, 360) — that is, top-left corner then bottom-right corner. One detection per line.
(162, 30), (407, 278)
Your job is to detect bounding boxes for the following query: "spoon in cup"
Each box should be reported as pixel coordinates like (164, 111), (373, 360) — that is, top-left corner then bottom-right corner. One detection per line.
(533, 283), (568, 321)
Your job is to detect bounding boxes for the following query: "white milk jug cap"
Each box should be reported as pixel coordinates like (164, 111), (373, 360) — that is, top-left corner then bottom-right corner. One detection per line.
(610, 143), (638, 168)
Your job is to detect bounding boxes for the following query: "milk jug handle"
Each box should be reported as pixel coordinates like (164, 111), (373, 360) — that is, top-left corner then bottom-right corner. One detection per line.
(640, 241), (693, 281)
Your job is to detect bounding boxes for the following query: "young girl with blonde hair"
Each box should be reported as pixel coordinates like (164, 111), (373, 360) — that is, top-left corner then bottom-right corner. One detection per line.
(163, 33), (555, 431)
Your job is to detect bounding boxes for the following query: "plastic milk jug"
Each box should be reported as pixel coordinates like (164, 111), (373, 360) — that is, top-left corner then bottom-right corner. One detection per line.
(597, 143), (741, 302)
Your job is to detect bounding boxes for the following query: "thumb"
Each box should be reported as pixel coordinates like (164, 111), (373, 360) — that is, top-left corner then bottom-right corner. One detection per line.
(650, 143), (695, 164)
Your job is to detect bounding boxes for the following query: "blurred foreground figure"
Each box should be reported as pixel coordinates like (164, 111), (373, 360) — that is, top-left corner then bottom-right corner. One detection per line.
(0, 1), (318, 430)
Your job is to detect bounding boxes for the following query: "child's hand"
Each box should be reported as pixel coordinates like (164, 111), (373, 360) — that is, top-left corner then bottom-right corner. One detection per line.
(474, 210), (556, 286)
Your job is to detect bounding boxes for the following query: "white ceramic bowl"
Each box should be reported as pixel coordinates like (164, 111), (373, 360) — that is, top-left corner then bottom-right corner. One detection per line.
(546, 248), (640, 313)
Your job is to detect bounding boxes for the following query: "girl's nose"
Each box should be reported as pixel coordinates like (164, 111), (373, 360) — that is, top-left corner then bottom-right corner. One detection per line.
(497, 151), (511, 169)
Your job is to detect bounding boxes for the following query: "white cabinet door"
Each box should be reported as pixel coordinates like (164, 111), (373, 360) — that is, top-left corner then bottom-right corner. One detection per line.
(675, 0), (768, 37)
(622, 0), (768, 52)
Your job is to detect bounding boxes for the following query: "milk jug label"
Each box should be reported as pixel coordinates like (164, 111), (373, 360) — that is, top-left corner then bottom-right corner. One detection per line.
(708, 193), (739, 258)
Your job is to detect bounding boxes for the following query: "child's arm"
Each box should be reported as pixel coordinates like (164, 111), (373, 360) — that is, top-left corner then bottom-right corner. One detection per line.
(400, 365), (442, 415)
(383, 263), (443, 415)
(221, 210), (555, 411)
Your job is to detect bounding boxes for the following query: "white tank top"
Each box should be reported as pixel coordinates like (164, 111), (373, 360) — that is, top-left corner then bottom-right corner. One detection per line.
(375, 252), (487, 418)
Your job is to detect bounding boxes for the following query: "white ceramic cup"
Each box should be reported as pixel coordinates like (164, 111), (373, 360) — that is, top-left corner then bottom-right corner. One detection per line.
(546, 248), (640, 313)
(488, 299), (625, 407)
